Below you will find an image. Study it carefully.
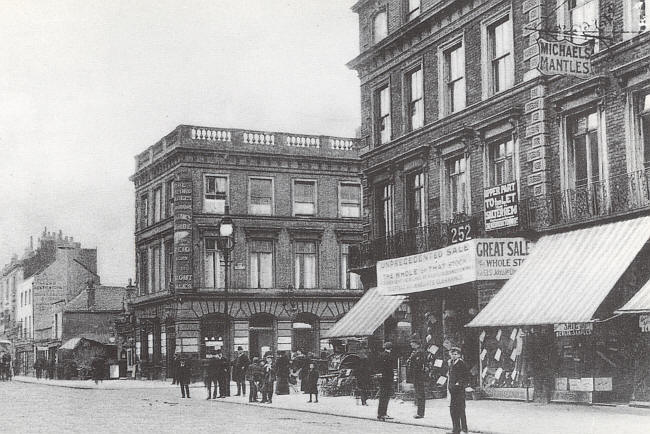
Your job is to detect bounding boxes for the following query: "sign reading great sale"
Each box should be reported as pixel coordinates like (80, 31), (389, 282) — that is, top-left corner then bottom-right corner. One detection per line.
(377, 238), (533, 295)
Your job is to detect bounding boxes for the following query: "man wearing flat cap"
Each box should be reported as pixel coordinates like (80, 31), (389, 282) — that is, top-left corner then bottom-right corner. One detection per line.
(447, 346), (469, 433)
(407, 335), (428, 418)
(376, 341), (395, 421)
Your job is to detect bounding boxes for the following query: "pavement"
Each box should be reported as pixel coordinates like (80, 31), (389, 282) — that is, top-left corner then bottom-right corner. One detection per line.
(12, 376), (650, 434)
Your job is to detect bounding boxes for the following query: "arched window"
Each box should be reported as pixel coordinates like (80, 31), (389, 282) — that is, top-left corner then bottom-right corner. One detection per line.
(373, 10), (388, 43)
(200, 313), (232, 359)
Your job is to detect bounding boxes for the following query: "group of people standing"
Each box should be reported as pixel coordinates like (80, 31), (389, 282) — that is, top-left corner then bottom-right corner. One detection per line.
(171, 347), (320, 404)
(0, 353), (12, 381)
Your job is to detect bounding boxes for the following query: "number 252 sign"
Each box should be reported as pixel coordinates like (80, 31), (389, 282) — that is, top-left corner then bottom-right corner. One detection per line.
(448, 221), (472, 244)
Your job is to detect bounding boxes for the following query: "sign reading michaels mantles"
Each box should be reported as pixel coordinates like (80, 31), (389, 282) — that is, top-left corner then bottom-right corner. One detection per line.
(537, 38), (593, 79)
(174, 173), (194, 291)
(377, 238), (533, 295)
(484, 181), (519, 232)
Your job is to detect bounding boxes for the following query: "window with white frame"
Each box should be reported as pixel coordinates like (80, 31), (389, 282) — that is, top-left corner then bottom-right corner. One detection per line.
(165, 179), (174, 218)
(151, 245), (162, 292)
(376, 85), (392, 144)
(147, 332), (154, 358)
(153, 187), (162, 223)
(566, 110), (601, 189)
(249, 177), (273, 215)
(406, 0), (420, 21)
(250, 240), (273, 289)
(567, 0), (599, 47)
(406, 67), (424, 131)
(204, 238), (225, 289)
(204, 175), (228, 214)
(443, 43), (466, 114)
(624, 0), (648, 36)
(488, 16), (513, 94)
(161, 330), (167, 356)
(293, 180), (317, 216)
(140, 193), (149, 228)
(373, 10), (388, 43)
(488, 139), (515, 186)
(341, 244), (362, 290)
(639, 93), (650, 168)
(406, 171), (427, 228)
(446, 155), (470, 215)
(339, 183), (361, 218)
(376, 183), (395, 237)
(294, 241), (317, 289)
(165, 240), (173, 290)
(139, 249), (149, 295)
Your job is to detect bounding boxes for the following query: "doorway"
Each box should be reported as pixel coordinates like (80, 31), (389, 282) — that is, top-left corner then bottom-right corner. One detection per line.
(249, 313), (276, 358)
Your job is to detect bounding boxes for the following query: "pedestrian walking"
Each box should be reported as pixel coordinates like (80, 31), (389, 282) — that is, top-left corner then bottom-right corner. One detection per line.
(205, 351), (219, 399)
(260, 355), (275, 404)
(407, 336), (428, 419)
(177, 358), (191, 398)
(275, 351), (290, 395)
(352, 355), (371, 406)
(376, 341), (395, 421)
(305, 362), (319, 403)
(170, 353), (179, 385)
(233, 347), (250, 396)
(447, 347), (469, 434)
(216, 350), (230, 397)
(90, 356), (104, 385)
(246, 357), (262, 402)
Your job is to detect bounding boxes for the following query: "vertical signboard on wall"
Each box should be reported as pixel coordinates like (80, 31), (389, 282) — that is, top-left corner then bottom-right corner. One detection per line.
(484, 181), (519, 231)
(174, 171), (194, 291)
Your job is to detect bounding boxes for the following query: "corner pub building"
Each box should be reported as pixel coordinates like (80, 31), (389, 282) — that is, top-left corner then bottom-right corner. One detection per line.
(124, 125), (363, 378)
(345, 0), (650, 404)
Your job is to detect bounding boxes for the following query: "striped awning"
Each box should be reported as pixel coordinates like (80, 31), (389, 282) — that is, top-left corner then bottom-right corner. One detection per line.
(616, 278), (650, 314)
(468, 216), (650, 327)
(323, 287), (406, 338)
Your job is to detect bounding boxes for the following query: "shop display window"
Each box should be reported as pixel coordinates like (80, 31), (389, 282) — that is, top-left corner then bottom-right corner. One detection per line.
(479, 327), (527, 388)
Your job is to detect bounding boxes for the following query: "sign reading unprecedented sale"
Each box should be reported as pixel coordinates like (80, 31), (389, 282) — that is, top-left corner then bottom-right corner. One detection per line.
(484, 181), (519, 231)
(537, 38), (593, 79)
(174, 173), (193, 291)
(377, 238), (532, 295)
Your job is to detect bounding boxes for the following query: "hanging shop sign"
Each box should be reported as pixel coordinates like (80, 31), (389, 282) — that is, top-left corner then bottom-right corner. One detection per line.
(377, 238), (533, 295)
(173, 173), (194, 291)
(639, 314), (650, 332)
(554, 322), (594, 337)
(537, 37), (593, 79)
(484, 181), (519, 231)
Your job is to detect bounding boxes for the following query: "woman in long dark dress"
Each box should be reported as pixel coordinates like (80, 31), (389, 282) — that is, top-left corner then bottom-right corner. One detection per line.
(275, 351), (290, 395)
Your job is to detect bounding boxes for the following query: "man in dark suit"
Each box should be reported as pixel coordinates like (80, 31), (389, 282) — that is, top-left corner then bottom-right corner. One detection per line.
(447, 346), (469, 434)
(234, 347), (250, 396)
(376, 341), (395, 421)
(215, 350), (229, 398)
(205, 351), (219, 399)
(407, 336), (428, 418)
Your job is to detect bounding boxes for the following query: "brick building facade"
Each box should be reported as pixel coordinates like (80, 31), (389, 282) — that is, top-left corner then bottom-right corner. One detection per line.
(347, 0), (650, 403)
(126, 125), (362, 378)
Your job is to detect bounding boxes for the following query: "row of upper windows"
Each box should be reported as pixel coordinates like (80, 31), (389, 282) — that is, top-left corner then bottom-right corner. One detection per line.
(373, 14), (514, 145)
(374, 90), (650, 234)
(137, 177), (362, 229)
(137, 239), (361, 295)
(370, 0), (648, 46)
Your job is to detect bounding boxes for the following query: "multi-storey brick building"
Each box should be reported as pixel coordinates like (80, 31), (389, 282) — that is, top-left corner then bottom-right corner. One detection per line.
(345, 0), (650, 403)
(127, 124), (362, 378)
(1, 230), (98, 374)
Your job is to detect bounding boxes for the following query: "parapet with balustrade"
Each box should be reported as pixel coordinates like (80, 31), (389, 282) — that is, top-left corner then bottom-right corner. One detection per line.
(135, 124), (359, 171)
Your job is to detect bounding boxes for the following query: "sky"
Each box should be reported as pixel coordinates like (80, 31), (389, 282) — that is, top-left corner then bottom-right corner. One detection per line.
(0, 0), (360, 285)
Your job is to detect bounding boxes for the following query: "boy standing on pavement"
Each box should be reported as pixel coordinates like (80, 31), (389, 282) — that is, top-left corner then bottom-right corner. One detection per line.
(447, 347), (469, 434)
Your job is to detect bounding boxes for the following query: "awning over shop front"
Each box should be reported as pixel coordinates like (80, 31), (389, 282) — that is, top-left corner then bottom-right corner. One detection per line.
(59, 337), (83, 350)
(323, 287), (406, 338)
(468, 216), (650, 327)
(616, 278), (650, 314)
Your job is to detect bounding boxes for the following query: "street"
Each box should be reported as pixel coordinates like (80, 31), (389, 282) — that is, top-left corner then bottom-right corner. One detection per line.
(0, 382), (437, 434)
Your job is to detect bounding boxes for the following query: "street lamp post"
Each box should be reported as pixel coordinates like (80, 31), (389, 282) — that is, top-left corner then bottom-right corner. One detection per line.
(217, 209), (235, 355)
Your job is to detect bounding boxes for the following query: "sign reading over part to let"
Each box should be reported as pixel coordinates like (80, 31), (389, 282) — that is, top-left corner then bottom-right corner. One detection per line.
(174, 173), (193, 291)
(377, 238), (532, 295)
(484, 181), (519, 231)
(554, 322), (594, 337)
(537, 38), (593, 79)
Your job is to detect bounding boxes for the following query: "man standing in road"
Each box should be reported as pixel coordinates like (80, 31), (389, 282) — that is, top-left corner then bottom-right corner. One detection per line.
(376, 341), (395, 421)
(215, 349), (229, 398)
(407, 336), (428, 419)
(205, 351), (219, 399)
(447, 346), (469, 434)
